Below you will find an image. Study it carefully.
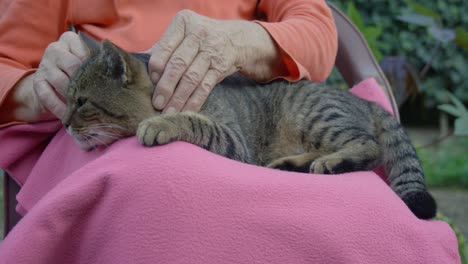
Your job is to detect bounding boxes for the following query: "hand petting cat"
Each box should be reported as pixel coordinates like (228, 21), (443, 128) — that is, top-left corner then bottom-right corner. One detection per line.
(147, 10), (286, 113)
(14, 10), (286, 122)
(12, 32), (88, 122)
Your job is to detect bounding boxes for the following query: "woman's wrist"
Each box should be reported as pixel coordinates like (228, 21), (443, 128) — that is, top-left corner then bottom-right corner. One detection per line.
(227, 20), (287, 81)
(0, 73), (52, 124)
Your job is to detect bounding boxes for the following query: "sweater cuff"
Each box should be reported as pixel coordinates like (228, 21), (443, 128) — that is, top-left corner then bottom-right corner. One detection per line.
(0, 66), (36, 128)
(254, 20), (308, 82)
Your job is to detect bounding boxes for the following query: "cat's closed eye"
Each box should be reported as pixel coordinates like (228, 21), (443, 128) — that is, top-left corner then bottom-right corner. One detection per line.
(77, 98), (87, 108)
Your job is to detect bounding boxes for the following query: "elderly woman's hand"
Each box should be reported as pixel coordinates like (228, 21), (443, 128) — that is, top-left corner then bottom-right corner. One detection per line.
(148, 10), (284, 113)
(9, 32), (88, 123)
(33, 31), (88, 119)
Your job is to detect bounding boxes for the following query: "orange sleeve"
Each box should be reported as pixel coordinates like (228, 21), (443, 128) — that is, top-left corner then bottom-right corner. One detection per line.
(255, 0), (338, 82)
(0, 0), (71, 127)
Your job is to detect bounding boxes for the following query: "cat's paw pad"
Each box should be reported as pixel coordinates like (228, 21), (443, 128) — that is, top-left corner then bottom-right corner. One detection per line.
(137, 117), (180, 146)
(267, 158), (310, 173)
(309, 157), (355, 174)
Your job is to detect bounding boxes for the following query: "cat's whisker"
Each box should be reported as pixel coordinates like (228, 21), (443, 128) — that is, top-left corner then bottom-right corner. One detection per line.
(84, 132), (111, 147)
(88, 123), (126, 131)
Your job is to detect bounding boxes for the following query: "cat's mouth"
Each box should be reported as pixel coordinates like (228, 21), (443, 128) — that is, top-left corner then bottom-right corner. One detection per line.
(67, 127), (122, 151)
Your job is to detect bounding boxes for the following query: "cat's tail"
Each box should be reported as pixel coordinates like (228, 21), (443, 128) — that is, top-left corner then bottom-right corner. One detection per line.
(373, 105), (436, 219)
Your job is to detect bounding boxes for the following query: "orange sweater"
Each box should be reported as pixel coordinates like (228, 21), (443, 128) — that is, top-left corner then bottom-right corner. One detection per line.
(0, 0), (337, 127)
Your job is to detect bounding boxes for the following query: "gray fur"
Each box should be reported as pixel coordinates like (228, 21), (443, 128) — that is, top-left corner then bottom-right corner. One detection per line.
(63, 38), (436, 219)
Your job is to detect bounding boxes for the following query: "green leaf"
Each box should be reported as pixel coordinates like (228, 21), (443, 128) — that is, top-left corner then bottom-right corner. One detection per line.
(438, 104), (462, 117)
(397, 14), (436, 27)
(428, 26), (455, 43)
(363, 26), (382, 40)
(404, 0), (440, 20)
(454, 116), (468, 136)
(346, 2), (365, 30)
(448, 93), (468, 116)
(455, 27), (468, 50)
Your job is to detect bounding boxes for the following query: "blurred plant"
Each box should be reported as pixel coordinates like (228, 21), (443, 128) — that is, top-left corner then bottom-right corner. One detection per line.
(345, 2), (383, 60)
(438, 92), (468, 136)
(380, 56), (421, 107)
(397, 0), (468, 78)
(417, 136), (468, 188)
(329, 0), (468, 111)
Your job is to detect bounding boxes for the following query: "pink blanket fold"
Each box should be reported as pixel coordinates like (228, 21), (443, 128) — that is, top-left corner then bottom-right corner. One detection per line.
(0, 78), (461, 263)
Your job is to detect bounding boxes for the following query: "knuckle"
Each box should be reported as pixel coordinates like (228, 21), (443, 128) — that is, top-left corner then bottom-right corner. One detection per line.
(192, 94), (206, 106)
(182, 71), (202, 86)
(210, 56), (229, 73)
(154, 42), (174, 55)
(168, 56), (188, 71)
(171, 96), (186, 106)
(47, 71), (67, 87)
(59, 31), (76, 42)
(192, 27), (208, 39)
(176, 9), (193, 19)
(200, 81), (214, 94)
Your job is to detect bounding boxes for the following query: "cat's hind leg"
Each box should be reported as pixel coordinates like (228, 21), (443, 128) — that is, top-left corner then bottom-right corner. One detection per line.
(267, 152), (324, 173)
(310, 136), (381, 174)
(137, 112), (251, 163)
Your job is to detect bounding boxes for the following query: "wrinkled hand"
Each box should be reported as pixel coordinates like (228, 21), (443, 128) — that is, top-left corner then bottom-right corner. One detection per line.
(148, 10), (282, 113)
(33, 31), (88, 119)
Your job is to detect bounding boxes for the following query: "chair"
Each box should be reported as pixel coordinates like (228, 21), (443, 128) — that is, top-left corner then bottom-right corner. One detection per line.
(2, 2), (399, 237)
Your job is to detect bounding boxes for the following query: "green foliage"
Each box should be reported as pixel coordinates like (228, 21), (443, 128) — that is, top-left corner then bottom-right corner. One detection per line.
(329, 0), (468, 109)
(436, 213), (467, 264)
(345, 2), (383, 60)
(455, 27), (468, 49)
(417, 136), (468, 188)
(438, 92), (468, 136)
(404, 0), (441, 19)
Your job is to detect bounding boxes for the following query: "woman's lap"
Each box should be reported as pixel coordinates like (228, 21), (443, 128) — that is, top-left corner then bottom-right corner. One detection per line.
(0, 129), (460, 263)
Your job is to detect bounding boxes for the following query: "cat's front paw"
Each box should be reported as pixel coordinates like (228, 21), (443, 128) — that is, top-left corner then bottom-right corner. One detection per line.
(137, 116), (180, 146)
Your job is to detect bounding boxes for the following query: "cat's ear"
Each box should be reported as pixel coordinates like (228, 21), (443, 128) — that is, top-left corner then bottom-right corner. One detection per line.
(79, 32), (101, 57)
(101, 40), (129, 82)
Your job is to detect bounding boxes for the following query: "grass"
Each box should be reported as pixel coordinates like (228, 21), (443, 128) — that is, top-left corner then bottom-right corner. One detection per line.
(417, 136), (468, 188)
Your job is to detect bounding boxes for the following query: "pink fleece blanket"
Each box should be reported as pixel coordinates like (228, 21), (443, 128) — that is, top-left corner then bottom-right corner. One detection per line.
(0, 78), (461, 263)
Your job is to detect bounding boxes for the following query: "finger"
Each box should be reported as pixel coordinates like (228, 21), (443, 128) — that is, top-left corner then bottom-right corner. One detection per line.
(148, 12), (187, 83)
(34, 79), (66, 119)
(182, 69), (221, 112)
(153, 35), (201, 110)
(53, 49), (82, 78)
(60, 31), (88, 61)
(43, 64), (70, 97)
(163, 52), (210, 112)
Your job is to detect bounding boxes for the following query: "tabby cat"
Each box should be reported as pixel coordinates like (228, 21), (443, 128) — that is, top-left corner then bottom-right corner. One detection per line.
(62, 33), (436, 219)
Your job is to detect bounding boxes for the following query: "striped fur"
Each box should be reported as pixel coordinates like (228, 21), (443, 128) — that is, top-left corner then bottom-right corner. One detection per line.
(63, 39), (436, 219)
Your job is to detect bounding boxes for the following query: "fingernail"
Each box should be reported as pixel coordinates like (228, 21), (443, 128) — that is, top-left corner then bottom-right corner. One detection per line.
(166, 107), (176, 113)
(151, 72), (160, 83)
(154, 95), (165, 109)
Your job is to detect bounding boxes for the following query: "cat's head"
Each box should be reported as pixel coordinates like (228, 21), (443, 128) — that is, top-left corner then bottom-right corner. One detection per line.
(62, 33), (156, 151)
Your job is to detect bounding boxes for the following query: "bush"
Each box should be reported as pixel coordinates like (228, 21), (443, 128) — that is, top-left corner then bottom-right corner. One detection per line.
(328, 0), (468, 109)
